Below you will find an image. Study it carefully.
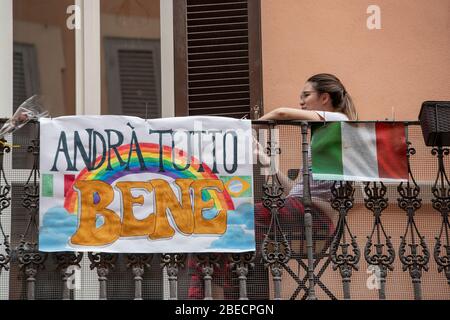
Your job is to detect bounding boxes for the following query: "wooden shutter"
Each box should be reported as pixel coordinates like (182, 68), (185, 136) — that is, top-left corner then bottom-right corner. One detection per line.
(105, 38), (161, 118)
(13, 50), (28, 109)
(12, 43), (40, 170)
(174, 0), (263, 119)
(13, 43), (40, 110)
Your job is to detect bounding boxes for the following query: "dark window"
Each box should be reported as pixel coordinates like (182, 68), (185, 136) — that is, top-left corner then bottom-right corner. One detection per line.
(13, 43), (40, 108)
(104, 38), (162, 119)
(12, 43), (40, 170)
(174, 0), (263, 119)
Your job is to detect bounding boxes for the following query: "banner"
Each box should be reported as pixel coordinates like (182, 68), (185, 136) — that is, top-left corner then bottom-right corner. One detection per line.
(311, 122), (408, 182)
(39, 116), (255, 253)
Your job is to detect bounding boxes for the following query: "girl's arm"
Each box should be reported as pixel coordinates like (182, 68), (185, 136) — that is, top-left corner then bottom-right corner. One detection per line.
(259, 107), (322, 121)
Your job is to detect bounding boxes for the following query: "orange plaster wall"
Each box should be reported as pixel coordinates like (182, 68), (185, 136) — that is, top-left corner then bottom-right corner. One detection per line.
(261, 0), (450, 121)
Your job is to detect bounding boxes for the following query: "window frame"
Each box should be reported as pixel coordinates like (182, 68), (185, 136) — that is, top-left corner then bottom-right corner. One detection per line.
(0, 0), (176, 300)
(75, 0), (174, 117)
(0, 0), (176, 118)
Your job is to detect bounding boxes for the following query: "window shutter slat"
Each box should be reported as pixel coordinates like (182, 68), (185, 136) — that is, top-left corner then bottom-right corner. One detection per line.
(12, 43), (40, 170)
(174, 0), (262, 119)
(105, 38), (161, 119)
(185, 0), (252, 119)
(13, 51), (28, 109)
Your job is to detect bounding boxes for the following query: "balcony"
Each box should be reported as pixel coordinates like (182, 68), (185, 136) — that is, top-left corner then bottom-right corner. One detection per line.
(0, 120), (448, 300)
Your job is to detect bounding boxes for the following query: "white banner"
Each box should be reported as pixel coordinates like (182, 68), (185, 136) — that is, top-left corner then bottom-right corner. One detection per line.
(39, 116), (255, 253)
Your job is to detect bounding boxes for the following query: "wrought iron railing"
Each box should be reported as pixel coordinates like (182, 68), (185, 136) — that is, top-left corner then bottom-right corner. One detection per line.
(0, 120), (449, 300)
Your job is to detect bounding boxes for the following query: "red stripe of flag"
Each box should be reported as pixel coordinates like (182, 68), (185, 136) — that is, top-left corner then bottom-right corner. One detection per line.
(64, 174), (76, 197)
(375, 123), (408, 180)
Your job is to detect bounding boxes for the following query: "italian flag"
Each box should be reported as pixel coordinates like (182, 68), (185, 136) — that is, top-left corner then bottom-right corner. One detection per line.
(311, 122), (408, 182)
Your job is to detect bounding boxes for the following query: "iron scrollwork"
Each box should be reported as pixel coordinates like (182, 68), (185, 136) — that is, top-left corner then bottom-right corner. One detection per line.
(229, 252), (255, 300)
(17, 242), (46, 275)
(260, 127), (291, 300)
(88, 252), (117, 300)
(329, 181), (360, 299)
(160, 253), (186, 300)
(17, 129), (48, 300)
(126, 253), (152, 277)
(88, 252), (117, 275)
(0, 139), (11, 274)
(54, 252), (83, 273)
(126, 254), (153, 300)
(431, 146), (450, 284)
(364, 181), (395, 299)
(161, 253), (185, 276)
(397, 142), (429, 299)
(196, 253), (221, 300)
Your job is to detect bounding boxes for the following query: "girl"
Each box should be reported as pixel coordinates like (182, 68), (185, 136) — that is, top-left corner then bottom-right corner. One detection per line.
(255, 73), (357, 258)
(188, 73), (357, 299)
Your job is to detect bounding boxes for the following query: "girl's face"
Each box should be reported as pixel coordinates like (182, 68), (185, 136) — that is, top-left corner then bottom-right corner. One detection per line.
(299, 82), (332, 111)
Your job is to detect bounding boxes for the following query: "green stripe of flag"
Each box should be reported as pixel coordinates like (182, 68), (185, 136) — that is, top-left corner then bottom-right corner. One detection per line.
(311, 122), (343, 176)
(42, 174), (53, 197)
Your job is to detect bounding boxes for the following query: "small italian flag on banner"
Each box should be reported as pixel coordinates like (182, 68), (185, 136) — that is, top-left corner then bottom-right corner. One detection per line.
(311, 122), (408, 182)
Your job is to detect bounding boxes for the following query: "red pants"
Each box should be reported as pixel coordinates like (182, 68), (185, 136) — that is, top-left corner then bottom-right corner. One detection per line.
(187, 197), (336, 299)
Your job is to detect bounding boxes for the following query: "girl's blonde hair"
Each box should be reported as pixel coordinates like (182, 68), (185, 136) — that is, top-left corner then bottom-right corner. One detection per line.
(307, 73), (358, 120)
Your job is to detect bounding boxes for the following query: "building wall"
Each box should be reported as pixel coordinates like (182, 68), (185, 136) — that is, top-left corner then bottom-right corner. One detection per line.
(261, 0), (450, 120)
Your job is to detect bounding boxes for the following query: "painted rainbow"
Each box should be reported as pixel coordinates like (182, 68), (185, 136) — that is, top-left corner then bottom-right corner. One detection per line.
(63, 143), (234, 213)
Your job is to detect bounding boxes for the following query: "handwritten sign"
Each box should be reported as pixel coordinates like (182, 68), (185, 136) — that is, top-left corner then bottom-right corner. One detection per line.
(39, 116), (255, 253)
